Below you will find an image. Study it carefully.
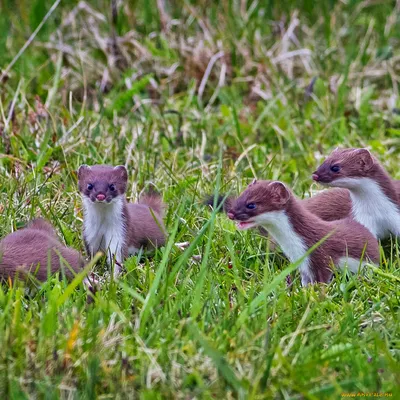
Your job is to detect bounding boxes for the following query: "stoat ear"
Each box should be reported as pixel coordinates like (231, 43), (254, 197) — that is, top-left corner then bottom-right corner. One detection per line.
(354, 148), (374, 171)
(248, 178), (257, 187)
(78, 164), (91, 179)
(268, 181), (290, 205)
(114, 165), (128, 181)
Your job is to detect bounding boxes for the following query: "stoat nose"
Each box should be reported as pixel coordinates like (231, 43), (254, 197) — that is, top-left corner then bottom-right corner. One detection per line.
(312, 173), (319, 181)
(227, 212), (235, 220)
(96, 193), (106, 201)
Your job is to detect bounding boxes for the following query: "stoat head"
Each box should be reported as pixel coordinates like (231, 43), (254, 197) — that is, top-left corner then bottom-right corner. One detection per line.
(227, 180), (291, 230)
(312, 148), (375, 188)
(78, 164), (128, 204)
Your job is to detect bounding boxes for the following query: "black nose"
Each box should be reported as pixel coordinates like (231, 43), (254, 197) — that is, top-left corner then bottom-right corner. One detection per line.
(227, 212), (235, 220)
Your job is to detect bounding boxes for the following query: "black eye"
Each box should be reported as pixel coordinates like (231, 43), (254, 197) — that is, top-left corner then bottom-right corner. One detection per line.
(87, 183), (93, 190)
(330, 165), (340, 173)
(246, 203), (256, 210)
(109, 184), (116, 191)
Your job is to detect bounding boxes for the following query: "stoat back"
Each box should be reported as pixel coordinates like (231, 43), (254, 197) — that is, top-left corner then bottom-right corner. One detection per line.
(0, 223), (85, 282)
(302, 188), (351, 221)
(127, 199), (166, 250)
(26, 217), (59, 239)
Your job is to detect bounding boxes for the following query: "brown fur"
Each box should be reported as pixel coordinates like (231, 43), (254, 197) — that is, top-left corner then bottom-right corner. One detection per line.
(78, 164), (128, 202)
(26, 217), (58, 238)
(313, 148), (399, 204)
(139, 192), (165, 218)
(228, 180), (380, 284)
(301, 188), (351, 221)
(208, 185), (352, 251)
(78, 164), (166, 260)
(0, 218), (85, 282)
(126, 200), (166, 251)
(210, 184), (352, 222)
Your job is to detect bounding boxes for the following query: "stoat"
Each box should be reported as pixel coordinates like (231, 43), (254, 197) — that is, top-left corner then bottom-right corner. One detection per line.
(0, 218), (84, 281)
(313, 148), (400, 239)
(227, 180), (380, 286)
(78, 164), (166, 277)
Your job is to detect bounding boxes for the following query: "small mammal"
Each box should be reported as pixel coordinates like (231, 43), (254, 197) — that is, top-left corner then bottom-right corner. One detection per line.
(205, 185), (352, 222)
(227, 180), (379, 285)
(0, 218), (85, 281)
(78, 164), (166, 276)
(313, 148), (400, 239)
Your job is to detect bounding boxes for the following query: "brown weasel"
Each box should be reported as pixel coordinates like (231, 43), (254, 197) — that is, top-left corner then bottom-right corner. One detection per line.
(0, 218), (85, 281)
(227, 180), (379, 286)
(313, 148), (400, 239)
(78, 165), (166, 276)
(205, 186), (352, 222)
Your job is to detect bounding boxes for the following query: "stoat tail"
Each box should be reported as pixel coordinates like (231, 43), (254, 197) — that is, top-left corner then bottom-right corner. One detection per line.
(203, 194), (234, 213)
(26, 218), (58, 238)
(139, 191), (166, 217)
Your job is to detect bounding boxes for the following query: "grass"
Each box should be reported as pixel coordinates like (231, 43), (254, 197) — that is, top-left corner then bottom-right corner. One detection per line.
(0, 0), (400, 398)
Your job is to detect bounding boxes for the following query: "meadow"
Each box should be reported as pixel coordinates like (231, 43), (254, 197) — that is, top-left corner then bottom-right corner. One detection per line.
(0, 0), (399, 398)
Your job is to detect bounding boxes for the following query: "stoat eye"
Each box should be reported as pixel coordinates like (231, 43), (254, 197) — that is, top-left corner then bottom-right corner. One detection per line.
(330, 165), (340, 173)
(109, 184), (116, 191)
(87, 183), (94, 190)
(246, 203), (256, 210)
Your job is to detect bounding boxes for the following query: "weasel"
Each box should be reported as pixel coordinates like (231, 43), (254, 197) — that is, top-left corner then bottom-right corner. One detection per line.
(78, 164), (166, 276)
(205, 185), (352, 222)
(227, 180), (379, 286)
(313, 148), (400, 239)
(0, 218), (85, 281)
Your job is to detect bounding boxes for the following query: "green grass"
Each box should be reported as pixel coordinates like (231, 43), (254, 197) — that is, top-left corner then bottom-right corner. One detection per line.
(0, 0), (400, 398)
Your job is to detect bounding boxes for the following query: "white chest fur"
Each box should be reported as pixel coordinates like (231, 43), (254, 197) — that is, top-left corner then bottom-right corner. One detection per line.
(83, 197), (126, 266)
(335, 177), (400, 239)
(254, 210), (312, 286)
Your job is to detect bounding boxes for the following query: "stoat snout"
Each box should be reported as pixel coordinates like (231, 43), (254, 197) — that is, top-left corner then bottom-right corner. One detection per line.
(96, 193), (106, 201)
